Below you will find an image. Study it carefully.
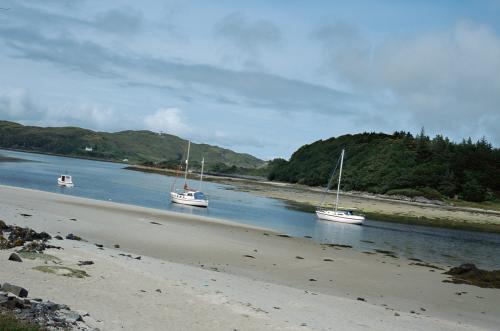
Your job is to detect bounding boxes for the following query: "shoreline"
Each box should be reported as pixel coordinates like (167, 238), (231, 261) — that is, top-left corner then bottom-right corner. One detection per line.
(126, 165), (500, 233)
(217, 179), (500, 233)
(0, 184), (274, 234)
(4, 148), (499, 234)
(0, 147), (129, 165)
(1, 185), (499, 330)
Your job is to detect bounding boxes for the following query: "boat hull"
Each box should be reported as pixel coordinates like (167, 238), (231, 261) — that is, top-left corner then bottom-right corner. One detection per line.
(316, 210), (364, 225)
(170, 192), (208, 208)
(57, 179), (73, 187)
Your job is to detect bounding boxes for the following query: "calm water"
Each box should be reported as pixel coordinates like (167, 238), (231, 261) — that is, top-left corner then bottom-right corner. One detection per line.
(1, 149), (499, 269)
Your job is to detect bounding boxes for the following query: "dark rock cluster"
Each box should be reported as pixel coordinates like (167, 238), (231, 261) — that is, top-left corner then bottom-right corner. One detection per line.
(1, 221), (97, 329)
(0, 282), (97, 330)
(0, 220), (51, 250)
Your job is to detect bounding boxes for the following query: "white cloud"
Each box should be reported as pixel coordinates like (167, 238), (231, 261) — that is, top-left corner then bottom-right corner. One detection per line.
(0, 88), (118, 130)
(200, 129), (266, 148)
(314, 21), (500, 142)
(143, 107), (189, 135)
(45, 103), (116, 130)
(0, 89), (35, 117)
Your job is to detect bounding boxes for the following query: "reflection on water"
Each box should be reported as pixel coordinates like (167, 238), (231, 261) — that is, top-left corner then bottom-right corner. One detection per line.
(313, 220), (363, 244)
(1, 149), (499, 269)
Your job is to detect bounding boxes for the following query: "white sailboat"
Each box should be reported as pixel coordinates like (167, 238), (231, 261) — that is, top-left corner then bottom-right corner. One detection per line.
(316, 149), (364, 225)
(170, 141), (209, 207)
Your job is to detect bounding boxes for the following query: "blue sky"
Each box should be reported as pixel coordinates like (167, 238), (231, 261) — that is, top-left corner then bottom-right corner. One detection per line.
(0, 1), (499, 159)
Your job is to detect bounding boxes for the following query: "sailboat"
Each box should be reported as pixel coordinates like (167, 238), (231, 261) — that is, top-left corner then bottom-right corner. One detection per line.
(316, 149), (364, 225)
(170, 141), (209, 207)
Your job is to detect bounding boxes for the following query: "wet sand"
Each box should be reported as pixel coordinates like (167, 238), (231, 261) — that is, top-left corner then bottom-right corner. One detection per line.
(1, 185), (498, 330)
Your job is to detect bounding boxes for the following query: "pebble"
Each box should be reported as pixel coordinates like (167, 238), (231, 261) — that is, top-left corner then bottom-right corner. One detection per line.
(66, 233), (81, 241)
(8, 252), (23, 262)
(78, 260), (94, 266)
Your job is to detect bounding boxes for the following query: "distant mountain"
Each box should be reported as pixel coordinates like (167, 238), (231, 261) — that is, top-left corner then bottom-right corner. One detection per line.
(267, 131), (500, 202)
(0, 121), (265, 169)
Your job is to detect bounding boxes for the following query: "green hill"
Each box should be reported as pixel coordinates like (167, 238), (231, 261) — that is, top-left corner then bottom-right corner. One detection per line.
(0, 121), (265, 169)
(267, 131), (500, 202)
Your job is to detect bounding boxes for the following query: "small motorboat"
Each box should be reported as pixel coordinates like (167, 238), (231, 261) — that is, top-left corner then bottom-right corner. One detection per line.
(58, 174), (74, 187)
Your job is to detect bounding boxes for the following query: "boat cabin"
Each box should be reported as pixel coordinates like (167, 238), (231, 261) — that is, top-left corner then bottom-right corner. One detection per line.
(60, 175), (71, 182)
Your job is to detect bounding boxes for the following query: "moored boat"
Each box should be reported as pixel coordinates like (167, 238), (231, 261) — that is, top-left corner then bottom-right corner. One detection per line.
(316, 149), (364, 225)
(170, 141), (208, 208)
(170, 190), (208, 207)
(315, 209), (364, 225)
(57, 174), (74, 187)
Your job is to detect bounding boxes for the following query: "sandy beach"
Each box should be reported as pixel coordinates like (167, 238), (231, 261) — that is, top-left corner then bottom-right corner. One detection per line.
(1, 185), (499, 330)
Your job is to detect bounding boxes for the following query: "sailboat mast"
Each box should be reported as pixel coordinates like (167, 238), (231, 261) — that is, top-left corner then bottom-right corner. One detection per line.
(199, 157), (204, 190)
(335, 149), (345, 212)
(183, 140), (191, 187)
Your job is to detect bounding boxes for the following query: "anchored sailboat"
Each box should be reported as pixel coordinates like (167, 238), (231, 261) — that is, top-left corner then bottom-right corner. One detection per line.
(316, 149), (364, 225)
(170, 140), (209, 207)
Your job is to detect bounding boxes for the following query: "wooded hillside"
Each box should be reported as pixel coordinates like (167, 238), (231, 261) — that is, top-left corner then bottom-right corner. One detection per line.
(268, 130), (499, 202)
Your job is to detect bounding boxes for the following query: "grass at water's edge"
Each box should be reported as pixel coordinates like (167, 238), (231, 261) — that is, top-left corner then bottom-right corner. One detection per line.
(444, 198), (500, 212)
(280, 199), (500, 234)
(0, 309), (43, 331)
(362, 212), (500, 234)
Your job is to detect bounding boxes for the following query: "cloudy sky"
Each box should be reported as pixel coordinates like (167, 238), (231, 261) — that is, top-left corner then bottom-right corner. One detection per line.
(0, 0), (499, 159)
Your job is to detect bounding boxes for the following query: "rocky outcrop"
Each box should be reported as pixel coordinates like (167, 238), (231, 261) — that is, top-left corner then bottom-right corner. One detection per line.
(1, 222), (97, 329)
(0, 223), (52, 249)
(0, 283), (97, 330)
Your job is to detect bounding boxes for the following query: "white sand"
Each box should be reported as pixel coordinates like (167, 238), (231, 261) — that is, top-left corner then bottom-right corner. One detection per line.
(1, 185), (498, 330)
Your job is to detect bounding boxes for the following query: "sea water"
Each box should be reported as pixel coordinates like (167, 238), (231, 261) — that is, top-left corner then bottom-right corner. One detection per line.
(1, 149), (499, 269)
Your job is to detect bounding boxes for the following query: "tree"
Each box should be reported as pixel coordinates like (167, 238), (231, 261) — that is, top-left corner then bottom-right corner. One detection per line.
(462, 173), (487, 202)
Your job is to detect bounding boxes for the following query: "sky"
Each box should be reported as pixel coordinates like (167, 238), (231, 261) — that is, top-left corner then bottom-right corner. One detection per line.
(0, 0), (499, 160)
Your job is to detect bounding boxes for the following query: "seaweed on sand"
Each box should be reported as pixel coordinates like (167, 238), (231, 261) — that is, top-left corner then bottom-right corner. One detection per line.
(443, 263), (500, 289)
(321, 243), (352, 249)
(33, 266), (89, 278)
(374, 249), (398, 258)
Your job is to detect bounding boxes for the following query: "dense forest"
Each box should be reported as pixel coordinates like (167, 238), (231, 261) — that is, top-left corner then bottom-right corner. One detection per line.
(267, 130), (499, 202)
(0, 121), (264, 169)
